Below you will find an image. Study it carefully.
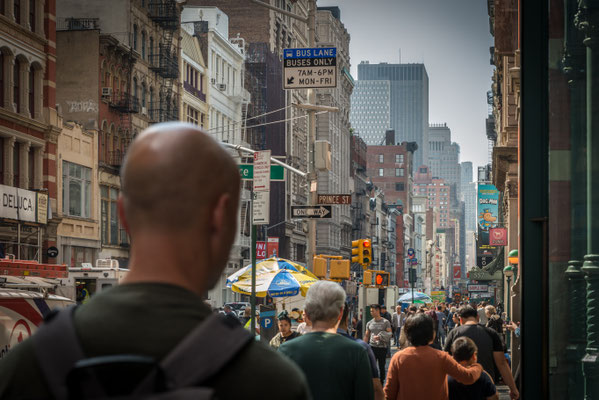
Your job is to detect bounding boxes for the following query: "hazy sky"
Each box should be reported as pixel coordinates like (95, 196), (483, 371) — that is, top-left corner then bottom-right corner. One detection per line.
(318, 0), (494, 176)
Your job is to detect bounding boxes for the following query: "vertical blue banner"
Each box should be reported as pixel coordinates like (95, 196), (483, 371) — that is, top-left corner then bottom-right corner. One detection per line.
(477, 184), (499, 232)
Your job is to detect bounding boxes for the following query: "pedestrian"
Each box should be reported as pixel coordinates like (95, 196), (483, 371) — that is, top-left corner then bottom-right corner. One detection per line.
(392, 305), (405, 347)
(365, 304), (393, 383)
(384, 313), (483, 400)
(355, 315), (364, 340)
(240, 306), (251, 326)
(485, 305), (504, 336)
(435, 305), (447, 347)
(296, 310), (312, 334)
(270, 312), (301, 350)
(381, 305), (393, 324)
(338, 303), (385, 400)
(444, 305), (519, 399)
(223, 305), (240, 324)
(0, 123), (311, 399)
(398, 305), (418, 349)
(448, 337), (498, 400)
(477, 301), (489, 325)
(279, 281), (374, 400)
(447, 306), (457, 332)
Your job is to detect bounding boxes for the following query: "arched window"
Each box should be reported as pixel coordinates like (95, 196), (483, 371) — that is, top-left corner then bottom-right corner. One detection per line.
(133, 77), (138, 102)
(149, 87), (154, 119)
(0, 51), (4, 108)
(141, 83), (146, 109)
(133, 24), (138, 50)
(14, 0), (20, 24)
(13, 58), (20, 113)
(149, 37), (154, 62)
(141, 31), (146, 60)
(28, 65), (34, 117)
(29, 0), (34, 31)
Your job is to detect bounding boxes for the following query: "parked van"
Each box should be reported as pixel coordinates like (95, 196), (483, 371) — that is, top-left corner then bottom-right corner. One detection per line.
(0, 289), (73, 359)
(63, 259), (129, 303)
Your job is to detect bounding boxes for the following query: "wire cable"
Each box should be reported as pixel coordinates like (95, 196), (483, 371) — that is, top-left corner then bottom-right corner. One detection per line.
(205, 105), (292, 133)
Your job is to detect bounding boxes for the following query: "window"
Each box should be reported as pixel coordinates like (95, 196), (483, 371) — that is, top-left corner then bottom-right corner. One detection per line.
(13, 59), (20, 113)
(379, 154), (384, 163)
(0, 52), (3, 108)
(133, 77), (138, 102)
(141, 31), (146, 59)
(29, 0), (34, 31)
(149, 37), (154, 61)
(133, 24), (138, 50)
(28, 66), (34, 117)
(395, 182), (405, 191)
(13, 142), (19, 187)
(14, 0), (20, 23)
(141, 83), (146, 109)
(63, 161), (92, 218)
(187, 105), (199, 125)
(379, 168), (384, 177)
(101, 186), (120, 245)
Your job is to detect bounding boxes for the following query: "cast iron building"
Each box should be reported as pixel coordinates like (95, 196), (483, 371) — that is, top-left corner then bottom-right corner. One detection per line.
(357, 61), (429, 171)
(349, 80), (391, 145)
(314, 7), (353, 256)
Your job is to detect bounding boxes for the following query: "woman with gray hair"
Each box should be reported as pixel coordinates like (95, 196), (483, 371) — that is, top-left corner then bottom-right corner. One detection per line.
(279, 281), (374, 400)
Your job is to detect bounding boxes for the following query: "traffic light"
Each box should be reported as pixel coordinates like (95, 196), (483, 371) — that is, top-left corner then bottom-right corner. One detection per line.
(329, 259), (350, 280)
(362, 239), (372, 267)
(352, 239), (372, 268)
(374, 271), (390, 287)
(363, 270), (373, 286)
(313, 256), (327, 279)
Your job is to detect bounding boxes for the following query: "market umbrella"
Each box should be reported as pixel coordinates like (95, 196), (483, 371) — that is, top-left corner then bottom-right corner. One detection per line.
(398, 290), (433, 304)
(231, 269), (319, 298)
(226, 257), (316, 286)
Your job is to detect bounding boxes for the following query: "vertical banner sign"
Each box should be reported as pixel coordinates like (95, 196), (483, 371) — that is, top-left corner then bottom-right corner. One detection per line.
(477, 184), (499, 247)
(267, 237), (279, 258)
(453, 265), (462, 280)
(256, 241), (267, 259)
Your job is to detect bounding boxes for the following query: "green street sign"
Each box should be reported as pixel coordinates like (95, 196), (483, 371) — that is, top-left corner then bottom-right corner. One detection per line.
(239, 164), (285, 181)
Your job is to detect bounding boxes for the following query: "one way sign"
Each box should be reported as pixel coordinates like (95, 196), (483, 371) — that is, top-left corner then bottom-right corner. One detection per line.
(291, 205), (332, 219)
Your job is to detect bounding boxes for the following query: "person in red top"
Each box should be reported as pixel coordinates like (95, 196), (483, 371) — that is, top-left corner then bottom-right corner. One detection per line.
(384, 313), (483, 400)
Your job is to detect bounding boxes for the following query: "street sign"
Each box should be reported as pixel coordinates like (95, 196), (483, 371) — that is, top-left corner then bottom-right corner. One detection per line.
(291, 205), (332, 219)
(283, 47), (337, 89)
(253, 150), (271, 192)
(317, 194), (351, 205)
(239, 164), (285, 181)
(408, 258), (418, 266)
(47, 246), (59, 258)
(261, 316), (274, 329)
(407, 248), (415, 259)
(252, 191), (270, 225)
(468, 284), (489, 292)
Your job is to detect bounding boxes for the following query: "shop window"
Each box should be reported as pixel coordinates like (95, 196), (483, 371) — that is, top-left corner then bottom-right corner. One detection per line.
(63, 161), (92, 218)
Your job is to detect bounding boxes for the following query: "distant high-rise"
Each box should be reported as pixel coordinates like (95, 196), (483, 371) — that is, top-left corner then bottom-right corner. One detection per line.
(461, 162), (477, 233)
(428, 123), (461, 203)
(356, 62), (429, 170)
(350, 80), (391, 144)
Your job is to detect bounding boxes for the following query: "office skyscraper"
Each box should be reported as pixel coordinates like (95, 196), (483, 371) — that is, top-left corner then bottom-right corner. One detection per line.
(356, 61), (429, 170)
(350, 80), (391, 145)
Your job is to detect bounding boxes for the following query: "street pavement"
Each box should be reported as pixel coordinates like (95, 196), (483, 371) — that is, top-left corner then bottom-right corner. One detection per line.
(385, 345), (512, 399)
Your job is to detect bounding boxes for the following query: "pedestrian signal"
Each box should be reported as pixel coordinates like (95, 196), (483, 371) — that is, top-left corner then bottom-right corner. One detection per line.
(313, 256), (327, 278)
(363, 270), (373, 286)
(374, 271), (389, 287)
(352, 239), (372, 268)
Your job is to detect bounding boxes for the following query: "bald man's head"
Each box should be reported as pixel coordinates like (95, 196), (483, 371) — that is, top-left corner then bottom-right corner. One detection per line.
(120, 123), (240, 235)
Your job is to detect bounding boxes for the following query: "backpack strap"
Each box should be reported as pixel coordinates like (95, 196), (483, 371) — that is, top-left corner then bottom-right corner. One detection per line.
(136, 313), (253, 393)
(32, 306), (104, 400)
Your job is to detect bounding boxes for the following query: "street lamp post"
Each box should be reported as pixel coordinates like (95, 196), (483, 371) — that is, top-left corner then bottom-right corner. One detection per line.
(503, 264), (515, 350)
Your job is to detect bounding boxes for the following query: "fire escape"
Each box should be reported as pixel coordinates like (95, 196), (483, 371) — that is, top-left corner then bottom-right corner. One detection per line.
(148, 0), (179, 122)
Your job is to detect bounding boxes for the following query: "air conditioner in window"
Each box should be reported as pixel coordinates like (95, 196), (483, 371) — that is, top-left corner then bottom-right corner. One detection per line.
(101, 87), (112, 97)
(217, 83), (227, 91)
(141, 106), (147, 115)
(210, 78), (217, 84)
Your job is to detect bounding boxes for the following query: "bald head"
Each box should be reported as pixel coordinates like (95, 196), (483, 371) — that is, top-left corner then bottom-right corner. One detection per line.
(121, 123), (240, 234)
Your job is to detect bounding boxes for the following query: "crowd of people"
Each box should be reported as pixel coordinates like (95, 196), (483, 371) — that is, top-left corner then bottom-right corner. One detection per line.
(0, 124), (520, 400)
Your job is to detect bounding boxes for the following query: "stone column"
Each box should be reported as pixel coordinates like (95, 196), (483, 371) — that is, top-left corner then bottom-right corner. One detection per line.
(5, 137), (15, 186)
(20, 141), (30, 189)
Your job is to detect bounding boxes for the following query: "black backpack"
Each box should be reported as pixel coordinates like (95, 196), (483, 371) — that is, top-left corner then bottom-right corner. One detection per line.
(33, 307), (253, 399)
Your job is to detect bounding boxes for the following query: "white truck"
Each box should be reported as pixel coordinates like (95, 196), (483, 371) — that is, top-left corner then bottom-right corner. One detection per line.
(63, 259), (129, 303)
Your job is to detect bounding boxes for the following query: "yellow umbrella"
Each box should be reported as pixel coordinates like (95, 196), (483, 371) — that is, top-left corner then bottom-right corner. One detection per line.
(231, 269), (319, 298)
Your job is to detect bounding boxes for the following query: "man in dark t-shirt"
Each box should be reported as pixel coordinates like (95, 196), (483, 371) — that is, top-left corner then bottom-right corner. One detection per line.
(0, 124), (311, 399)
(445, 305), (518, 399)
